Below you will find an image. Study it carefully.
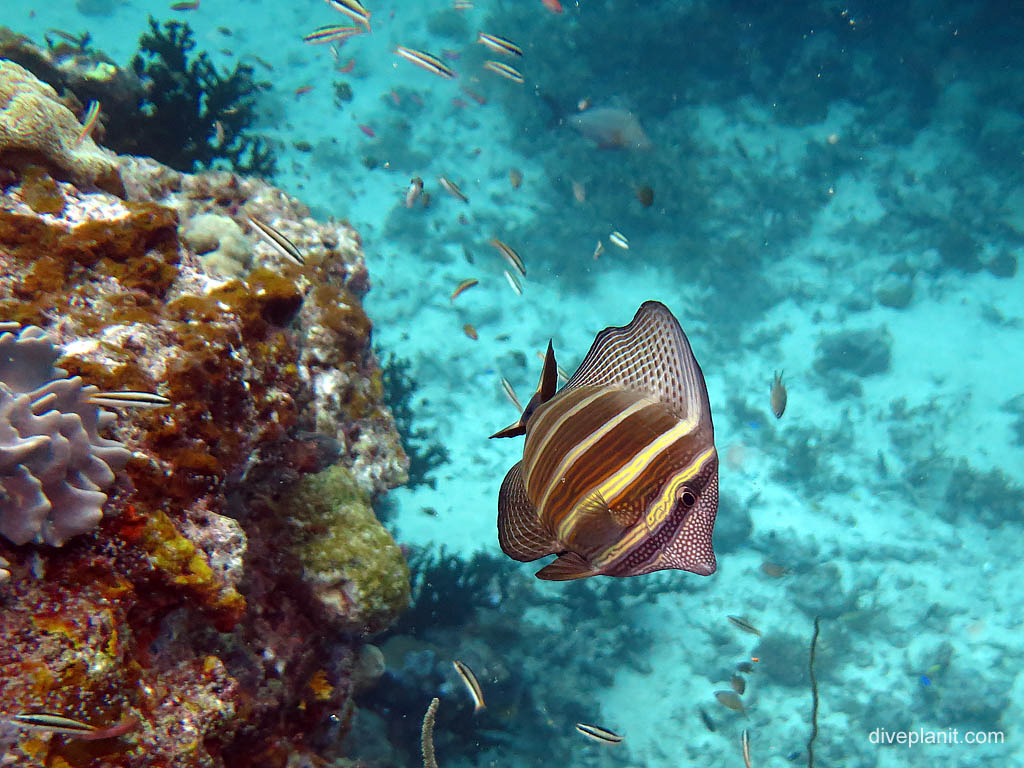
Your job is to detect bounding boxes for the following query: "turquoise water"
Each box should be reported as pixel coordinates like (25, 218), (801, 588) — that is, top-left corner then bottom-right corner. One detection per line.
(4, 0), (1023, 766)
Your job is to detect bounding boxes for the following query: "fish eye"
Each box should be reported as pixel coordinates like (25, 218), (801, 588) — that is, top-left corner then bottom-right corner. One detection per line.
(680, 488), (697, 508)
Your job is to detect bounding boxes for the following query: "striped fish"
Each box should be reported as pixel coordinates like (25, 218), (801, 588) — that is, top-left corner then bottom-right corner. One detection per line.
(490, 301), (718, 581)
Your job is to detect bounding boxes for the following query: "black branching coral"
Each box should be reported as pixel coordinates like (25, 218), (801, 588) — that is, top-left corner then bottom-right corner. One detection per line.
(380, 353), (449, 489)
(105, 17), (275, 176)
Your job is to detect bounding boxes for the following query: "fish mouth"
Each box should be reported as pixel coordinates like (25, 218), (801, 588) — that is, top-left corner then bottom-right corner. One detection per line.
(688, 558), (717, 577)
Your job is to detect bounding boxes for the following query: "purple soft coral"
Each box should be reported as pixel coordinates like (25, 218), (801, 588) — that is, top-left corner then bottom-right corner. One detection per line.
(0, 323), (130, 546)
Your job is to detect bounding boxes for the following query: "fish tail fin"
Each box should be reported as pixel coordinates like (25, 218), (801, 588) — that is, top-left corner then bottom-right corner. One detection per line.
(489, 341), (559, 439)
(497, 462), (558, 562)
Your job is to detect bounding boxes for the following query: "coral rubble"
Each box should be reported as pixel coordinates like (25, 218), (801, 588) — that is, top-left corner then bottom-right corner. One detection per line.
(0, 126), (408, 765)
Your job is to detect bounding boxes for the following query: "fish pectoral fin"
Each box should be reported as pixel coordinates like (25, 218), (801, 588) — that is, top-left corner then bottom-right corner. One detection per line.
(535, 552), (598, 581)
(563, 490), (625, 552)
(497, 462), (558, 562)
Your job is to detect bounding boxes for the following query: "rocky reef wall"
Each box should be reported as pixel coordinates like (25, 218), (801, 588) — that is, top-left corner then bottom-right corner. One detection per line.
(0, 60), (409, 768)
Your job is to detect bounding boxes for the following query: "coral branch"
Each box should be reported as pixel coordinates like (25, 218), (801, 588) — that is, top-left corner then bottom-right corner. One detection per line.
(808, 616), (821, 768)
(421, 697), (439, 768)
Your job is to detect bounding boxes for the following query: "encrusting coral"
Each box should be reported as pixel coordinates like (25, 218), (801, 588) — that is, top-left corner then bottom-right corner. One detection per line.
(0, 322), (130, 546)
(0, 59), (122, 193)
(287, 464), (410, 635)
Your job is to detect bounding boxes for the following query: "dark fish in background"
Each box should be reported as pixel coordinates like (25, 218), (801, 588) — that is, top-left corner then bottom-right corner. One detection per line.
(571, 107), (652, 151)
(698, 707), (716, 732)
(760, 561), (787, 578)
(770, 370), (787, 418)
(636, 184), (654, 207)
(730, 674), (746, 694)
(714, 690), (745, 712)
(491, 301), (719, 581)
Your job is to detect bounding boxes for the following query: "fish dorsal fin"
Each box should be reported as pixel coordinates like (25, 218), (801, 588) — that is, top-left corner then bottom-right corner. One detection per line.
(563, 301), (712, 433)
(562, 489), (625, 553)
(490, 341), (559, 440)
(497, 462), (559, 562)
(535, 552), (598, 581)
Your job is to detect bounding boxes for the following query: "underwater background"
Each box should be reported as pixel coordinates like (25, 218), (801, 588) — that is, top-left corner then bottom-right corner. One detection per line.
(0, 0), (1022, 766)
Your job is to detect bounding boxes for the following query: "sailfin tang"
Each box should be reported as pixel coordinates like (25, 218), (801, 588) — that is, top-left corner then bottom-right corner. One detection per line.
(535, 551), (599, 581)
(563, 301), (712, 434)
(490, 341), (560, 439)
(497, 462), (558, 561)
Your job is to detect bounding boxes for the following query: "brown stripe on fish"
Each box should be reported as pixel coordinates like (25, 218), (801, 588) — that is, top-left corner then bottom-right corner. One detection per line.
(524, 384), (707, 560)
(525, 389), (659, 530)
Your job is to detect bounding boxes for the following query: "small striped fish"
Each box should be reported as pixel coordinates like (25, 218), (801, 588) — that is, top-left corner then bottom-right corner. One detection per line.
(452, 660), (485, 712)
(247, 214), (305, 266)
(575, 722), (623, 744)
(7, 712), (139, 741)
(483, 60), (524, 83)
(477, 32), (523, 57)
(88, 390), (171, 409)
(491, 302), (719, 581)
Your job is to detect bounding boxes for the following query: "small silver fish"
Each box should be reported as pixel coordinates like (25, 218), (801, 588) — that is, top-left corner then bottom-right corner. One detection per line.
(439, 176), (469, 204)
(247, 214), (305, 266)
(575, 722), (623, 744)
(88, 390), (171, 409)
(477, 32), (523, 57)
(489, 238), (525, 276)
(770, 370), (787, 419)
(452, 660), (485, 712)
(503, 269), (523, 296)
(714, 690), (745, 712)
(742, 729), (752, 768)
(483, 60), (524, 83)
(501, 377), (522, 411)
(325, 0), (370, 30)
(609, 231), (629, 250)
(405, 176), (423, 208)
(395, 46), (455, 79)
(728, 615), (762, 636)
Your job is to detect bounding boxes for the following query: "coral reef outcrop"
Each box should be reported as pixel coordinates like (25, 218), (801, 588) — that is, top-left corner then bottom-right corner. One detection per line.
(0, 129), (409, 765)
